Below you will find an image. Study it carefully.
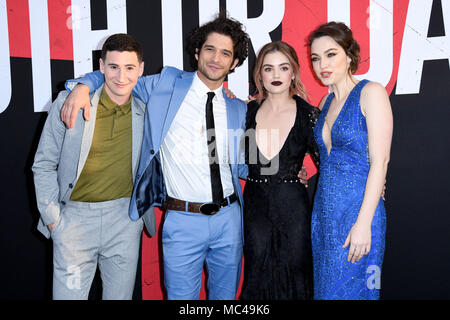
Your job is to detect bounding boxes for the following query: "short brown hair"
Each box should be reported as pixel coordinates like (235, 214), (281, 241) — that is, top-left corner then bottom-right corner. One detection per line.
(253, 41), (308, 104)
(308, 21), (360, 74)
(101, 33), (143, 62)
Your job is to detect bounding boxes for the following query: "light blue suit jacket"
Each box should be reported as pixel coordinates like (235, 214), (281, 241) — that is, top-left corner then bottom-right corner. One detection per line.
(67, 67), (248, 237)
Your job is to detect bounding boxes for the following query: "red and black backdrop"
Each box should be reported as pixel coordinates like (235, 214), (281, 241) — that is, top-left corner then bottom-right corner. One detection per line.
(0, 0), (449, 300)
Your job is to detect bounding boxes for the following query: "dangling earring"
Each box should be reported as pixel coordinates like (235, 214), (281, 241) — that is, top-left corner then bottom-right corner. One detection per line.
(292, 78), (296, 88)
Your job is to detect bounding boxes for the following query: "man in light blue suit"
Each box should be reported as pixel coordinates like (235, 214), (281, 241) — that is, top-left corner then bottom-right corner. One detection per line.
(62, 15), (250, 300)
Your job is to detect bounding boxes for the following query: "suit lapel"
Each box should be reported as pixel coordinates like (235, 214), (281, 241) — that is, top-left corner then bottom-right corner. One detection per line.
(131, 98), (145, 182)
(76, 86), (102, 179)
(159, 72), (195, 145)
(224, 91), (239, 166)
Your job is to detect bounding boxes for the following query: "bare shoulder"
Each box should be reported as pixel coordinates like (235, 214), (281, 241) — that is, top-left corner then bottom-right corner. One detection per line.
(318, 93), (331, 111)
(361, 81), (388, 100)
(360, 81), (391, 116)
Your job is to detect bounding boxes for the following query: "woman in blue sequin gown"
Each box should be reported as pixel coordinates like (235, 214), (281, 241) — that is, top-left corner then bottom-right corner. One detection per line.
(308, 22), (393, 299)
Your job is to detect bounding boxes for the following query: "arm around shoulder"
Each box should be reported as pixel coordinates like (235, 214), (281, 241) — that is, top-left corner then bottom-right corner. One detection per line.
(65, 70), (104, 93)
(61, 83), (92, 128)
(132, 66), (184, 104)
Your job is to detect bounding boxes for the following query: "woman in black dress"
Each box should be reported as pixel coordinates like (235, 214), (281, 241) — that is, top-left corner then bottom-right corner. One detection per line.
(241, 41), (319, 300)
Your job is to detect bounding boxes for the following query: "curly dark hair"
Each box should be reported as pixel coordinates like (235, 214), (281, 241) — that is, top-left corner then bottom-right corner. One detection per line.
(308, 21), (360, 74)
(186, 13), (250, 73)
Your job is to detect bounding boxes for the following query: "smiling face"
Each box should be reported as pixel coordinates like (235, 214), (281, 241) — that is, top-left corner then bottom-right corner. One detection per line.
(310, 35), (352, 86)
(260, 51), (294, 97)
(195, 32), (239, 90)
(99, 50), (144, 105)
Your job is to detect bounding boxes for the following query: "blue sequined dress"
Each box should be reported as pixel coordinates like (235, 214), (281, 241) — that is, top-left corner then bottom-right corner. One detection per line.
(311, 80), (386, 300)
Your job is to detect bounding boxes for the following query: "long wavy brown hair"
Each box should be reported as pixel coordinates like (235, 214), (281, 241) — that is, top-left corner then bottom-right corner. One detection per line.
(253, 41), (308, 104)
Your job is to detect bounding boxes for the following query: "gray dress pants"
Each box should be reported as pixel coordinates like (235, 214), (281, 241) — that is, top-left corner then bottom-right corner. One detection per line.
(51, 197), (143, 300)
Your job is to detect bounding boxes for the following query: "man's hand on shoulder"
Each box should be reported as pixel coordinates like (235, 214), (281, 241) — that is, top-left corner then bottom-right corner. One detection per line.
(61, 84), (91, 129)
(298, 165), (308, 188)
(223, 87), (236, 99)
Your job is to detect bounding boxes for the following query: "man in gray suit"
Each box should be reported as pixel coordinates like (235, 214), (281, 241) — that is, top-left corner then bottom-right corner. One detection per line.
(32, 34), (152, 299)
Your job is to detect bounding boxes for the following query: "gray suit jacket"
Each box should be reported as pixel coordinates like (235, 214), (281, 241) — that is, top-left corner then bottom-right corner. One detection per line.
(32, 86), (153, 238)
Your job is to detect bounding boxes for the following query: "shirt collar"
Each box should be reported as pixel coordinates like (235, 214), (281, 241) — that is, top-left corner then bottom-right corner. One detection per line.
(192, 72), (224, 102)
(99, 87), (132, 114)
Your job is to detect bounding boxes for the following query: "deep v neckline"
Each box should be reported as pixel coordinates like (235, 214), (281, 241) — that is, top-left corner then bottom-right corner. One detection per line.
(255, 100), (298, 162)
(321, 82), (360, 156)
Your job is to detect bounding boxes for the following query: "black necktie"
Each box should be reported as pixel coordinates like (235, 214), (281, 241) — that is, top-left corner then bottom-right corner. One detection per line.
(205, 92), (224, 204)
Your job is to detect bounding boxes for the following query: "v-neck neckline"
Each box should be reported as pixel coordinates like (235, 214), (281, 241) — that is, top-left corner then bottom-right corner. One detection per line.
(321, 81), (360, 156)
(255, 99), (299, 162)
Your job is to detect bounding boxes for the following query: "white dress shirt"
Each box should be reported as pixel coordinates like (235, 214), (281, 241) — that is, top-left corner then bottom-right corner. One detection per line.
(160, 72), (234, 203)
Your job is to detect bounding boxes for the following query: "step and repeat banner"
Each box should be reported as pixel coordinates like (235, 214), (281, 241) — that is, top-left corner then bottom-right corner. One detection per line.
(0, 0), (449, 299)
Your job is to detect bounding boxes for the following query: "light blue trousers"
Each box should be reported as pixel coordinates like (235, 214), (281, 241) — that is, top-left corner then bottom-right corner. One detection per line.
(162, 201), (242, 300)
(51, 198), (143, 300)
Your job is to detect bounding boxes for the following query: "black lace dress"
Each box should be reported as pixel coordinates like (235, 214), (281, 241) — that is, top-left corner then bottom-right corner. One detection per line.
(240, 95), (320, 300)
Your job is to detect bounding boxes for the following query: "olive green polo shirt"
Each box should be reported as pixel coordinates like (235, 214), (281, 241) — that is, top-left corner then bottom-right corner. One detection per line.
(70, 88), (133, 202)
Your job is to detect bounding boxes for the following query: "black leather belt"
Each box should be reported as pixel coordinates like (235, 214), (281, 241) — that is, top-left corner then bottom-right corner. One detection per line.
(163, 193), (238, 215)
